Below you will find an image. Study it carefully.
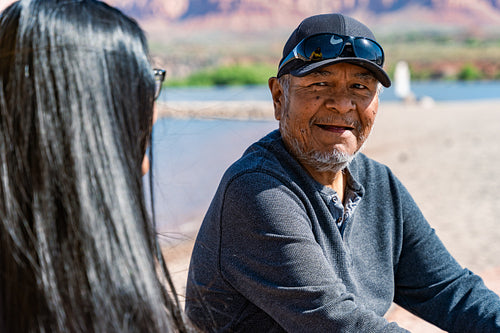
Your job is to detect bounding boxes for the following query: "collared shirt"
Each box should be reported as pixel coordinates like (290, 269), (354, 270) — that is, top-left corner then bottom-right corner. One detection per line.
(318, 171), (362, 231)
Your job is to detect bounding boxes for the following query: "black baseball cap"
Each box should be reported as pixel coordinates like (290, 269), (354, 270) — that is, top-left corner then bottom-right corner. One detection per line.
(277, 13), (391, 87)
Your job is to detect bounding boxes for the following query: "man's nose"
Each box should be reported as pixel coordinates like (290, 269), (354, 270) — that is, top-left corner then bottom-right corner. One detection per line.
(324, 89), (355, 113)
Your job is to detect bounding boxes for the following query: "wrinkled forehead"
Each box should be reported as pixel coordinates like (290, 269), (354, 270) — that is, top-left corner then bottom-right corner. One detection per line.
(300, 63), (378, 82)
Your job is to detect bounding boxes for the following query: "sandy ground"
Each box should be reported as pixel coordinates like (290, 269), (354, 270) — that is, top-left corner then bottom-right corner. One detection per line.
(160, 98), (500, 332)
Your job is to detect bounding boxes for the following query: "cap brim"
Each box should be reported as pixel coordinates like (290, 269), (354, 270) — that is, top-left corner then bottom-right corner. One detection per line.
(290, 57), (391, 88)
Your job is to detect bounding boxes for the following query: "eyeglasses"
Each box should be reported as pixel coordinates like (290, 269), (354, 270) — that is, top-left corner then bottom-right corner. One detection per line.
(153, 68), (166, 100)
(278, 33), (385, 73)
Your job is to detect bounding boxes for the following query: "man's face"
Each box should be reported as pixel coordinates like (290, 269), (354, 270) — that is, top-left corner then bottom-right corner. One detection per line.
(270, 62), (379, 175)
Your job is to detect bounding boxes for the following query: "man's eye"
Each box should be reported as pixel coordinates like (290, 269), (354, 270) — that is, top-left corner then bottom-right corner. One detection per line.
(310, 82), (327, 87)
(352, 83), (367, 89)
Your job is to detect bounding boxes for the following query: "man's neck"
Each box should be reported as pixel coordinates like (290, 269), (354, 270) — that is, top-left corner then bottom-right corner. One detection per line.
(304, 165), (347, 203)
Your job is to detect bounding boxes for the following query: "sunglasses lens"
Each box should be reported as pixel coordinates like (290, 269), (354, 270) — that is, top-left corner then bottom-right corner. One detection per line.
(301, 34), (344, 61)
(352, 38), (384, 65)
(278, 33), (385, 75)
(153, 69), (166, 100)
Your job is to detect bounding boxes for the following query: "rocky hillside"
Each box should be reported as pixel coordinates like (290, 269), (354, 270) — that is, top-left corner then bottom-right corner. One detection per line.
(102, 0), (500, 81)
(107, 0), (500, 29)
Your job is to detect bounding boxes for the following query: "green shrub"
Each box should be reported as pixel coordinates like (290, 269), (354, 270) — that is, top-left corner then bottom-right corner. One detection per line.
(167, 63), (276, 87)
(457, 63), (482, 81)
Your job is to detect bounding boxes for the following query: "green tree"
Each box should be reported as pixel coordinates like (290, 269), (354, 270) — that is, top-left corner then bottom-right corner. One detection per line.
(457, 63), (482, 81)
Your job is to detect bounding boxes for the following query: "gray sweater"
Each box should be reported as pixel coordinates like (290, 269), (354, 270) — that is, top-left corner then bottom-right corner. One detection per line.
(186, 130), (500, 332)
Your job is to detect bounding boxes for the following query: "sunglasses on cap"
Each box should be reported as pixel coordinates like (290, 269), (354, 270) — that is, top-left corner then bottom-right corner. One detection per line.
(278, 33), (385, 73)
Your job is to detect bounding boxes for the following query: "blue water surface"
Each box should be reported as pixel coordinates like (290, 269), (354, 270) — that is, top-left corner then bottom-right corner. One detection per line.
(150, 117), (277, 235)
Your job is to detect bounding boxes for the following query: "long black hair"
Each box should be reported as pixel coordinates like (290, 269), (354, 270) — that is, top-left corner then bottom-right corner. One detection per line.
(0, 0), (188, 331)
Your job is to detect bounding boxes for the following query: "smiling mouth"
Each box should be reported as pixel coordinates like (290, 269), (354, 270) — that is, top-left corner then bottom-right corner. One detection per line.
(316, 124), (354, 132)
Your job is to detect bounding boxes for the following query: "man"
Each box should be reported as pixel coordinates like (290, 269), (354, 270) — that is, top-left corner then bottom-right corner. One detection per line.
(186, 13), (500, 332)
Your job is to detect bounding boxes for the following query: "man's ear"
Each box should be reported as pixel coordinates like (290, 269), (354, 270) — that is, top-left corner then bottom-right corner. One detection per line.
(268, 77), (284, 120)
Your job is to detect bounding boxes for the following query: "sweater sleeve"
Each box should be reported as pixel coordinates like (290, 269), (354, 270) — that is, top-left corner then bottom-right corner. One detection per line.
(393, 176), (500, 332)
(219, 171), (409, 332)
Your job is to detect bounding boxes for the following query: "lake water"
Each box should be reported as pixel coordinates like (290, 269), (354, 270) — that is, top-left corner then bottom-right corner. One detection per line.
(150, 117), (278, 237)
(151, 81), (500, 236)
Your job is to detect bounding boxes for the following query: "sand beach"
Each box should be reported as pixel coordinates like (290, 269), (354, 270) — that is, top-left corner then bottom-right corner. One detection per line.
(159, 98), (500, 332)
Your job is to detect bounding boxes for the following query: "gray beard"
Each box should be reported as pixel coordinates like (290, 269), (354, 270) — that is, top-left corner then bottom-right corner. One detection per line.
(283, 134), (356, 174)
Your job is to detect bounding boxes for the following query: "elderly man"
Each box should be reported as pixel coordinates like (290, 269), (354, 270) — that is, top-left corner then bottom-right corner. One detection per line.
(186, 13), (500, 332)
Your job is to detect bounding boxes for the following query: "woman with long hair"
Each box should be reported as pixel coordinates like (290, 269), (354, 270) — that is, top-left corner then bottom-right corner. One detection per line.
(0, 0), (189, 331)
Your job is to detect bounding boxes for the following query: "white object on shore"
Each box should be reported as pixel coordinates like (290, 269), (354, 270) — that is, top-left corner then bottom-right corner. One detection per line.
(394, 61), (414, 102)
